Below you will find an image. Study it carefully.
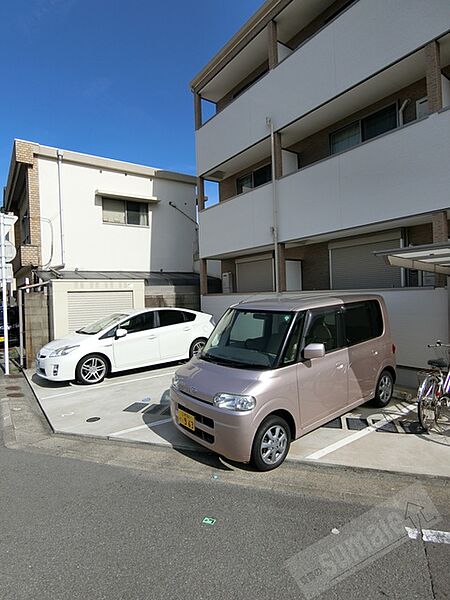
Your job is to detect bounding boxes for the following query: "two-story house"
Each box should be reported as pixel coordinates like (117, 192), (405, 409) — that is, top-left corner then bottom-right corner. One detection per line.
(192, 0), (450, 379)
(4, 140), (219, 361)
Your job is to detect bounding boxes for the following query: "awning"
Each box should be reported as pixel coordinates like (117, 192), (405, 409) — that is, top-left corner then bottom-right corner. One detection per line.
(374, 243), (450, 275)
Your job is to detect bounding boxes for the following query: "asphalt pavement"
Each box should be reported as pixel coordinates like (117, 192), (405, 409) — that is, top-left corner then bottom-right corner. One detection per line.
(1, 370), (449, 599)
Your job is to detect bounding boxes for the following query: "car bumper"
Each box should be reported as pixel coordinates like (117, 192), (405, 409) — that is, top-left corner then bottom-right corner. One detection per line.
(170, 387), (255, 463)
(35, 356), (76, 382)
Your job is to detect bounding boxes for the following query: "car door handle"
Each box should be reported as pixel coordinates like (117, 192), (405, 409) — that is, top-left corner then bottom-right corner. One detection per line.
(372, 350), (379, 356)
(183, 327), (191, 331)
(336, 363), (345, 370)
(148, 335), (157, 340)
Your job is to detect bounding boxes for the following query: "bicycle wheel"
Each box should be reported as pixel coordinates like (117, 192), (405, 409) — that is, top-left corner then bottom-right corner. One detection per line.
(417, 375), (439, 431)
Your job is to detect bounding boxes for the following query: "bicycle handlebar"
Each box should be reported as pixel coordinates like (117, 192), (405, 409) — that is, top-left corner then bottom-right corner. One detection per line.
(427, 340), (450, 348)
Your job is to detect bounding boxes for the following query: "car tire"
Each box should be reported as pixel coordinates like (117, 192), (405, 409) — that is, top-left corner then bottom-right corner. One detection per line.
(371, 370), (394, 408)
(189, 338), (206, 358)
(75, 353), (108, 385)
(250, 415), (291, 471)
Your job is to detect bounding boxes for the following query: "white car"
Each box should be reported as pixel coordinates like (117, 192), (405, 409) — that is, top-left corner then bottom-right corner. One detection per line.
(36, 308), (215, 385)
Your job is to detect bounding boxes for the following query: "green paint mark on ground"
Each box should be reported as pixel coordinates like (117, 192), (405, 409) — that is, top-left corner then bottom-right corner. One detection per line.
(202, 517), (216, 525)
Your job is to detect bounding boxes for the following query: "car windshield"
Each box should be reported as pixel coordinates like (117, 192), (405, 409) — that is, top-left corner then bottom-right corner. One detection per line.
(202, 308), (294, 369)
(76, 313), (128, 335)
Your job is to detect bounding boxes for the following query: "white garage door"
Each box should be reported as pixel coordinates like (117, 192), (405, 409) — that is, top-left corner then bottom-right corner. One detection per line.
(67, 291), (134, 332)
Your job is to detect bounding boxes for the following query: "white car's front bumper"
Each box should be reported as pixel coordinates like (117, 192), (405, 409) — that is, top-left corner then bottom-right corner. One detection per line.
(35, 354), (77, 382)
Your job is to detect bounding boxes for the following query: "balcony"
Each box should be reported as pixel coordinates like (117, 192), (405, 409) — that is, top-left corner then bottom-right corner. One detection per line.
(196, 0), (450, 176)
(199, 110), (450, 259)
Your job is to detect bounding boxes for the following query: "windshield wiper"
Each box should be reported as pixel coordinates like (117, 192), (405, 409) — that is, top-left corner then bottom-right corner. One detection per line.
(202, 354), (265, 369)
(75, 330), (95, 335)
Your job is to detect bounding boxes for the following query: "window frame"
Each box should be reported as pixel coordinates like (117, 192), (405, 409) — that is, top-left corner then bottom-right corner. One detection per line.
(236, 163), (272, 196)
(102, 197), (149, 227)
(329, 102), (398, 156)
(155, 309), (186, 328)
(342, 300), (384, 347)
(300, 306), (345, 358)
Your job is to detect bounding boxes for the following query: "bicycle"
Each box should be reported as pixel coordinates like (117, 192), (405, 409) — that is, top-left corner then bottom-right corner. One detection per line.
(417, 341), (450, 431)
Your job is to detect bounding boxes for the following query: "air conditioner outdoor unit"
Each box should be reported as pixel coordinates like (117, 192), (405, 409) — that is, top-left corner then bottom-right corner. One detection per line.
(222, 272), (234, 294)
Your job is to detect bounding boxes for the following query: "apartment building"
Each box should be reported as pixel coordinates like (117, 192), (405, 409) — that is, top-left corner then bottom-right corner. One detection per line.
(192, 0), (450, 374)
(3, 140), (220, 361)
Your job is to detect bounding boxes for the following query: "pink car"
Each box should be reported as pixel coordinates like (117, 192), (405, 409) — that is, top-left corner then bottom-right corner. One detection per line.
(171, 294), (396, 471)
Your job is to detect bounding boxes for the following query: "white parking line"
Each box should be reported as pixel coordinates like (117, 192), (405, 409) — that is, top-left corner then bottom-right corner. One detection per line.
(405, 527), (450, 544)
(108, 417), (172, 437)
(305, 402), (417, 461)
(40, 371), (176, 400)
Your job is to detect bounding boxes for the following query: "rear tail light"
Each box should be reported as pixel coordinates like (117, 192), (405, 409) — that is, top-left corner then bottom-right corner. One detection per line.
(392, 344), (396, 354)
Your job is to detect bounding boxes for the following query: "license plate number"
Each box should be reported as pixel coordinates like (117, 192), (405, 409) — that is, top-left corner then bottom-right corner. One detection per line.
(178, 408), (195, 431)
(0, 336), (4, 342)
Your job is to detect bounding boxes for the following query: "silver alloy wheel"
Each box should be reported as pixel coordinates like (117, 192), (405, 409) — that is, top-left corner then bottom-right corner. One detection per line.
(80, 357), (106, 383)
(260, 425), (288, 465)
(378, 374), (393, 403)
(191, 340), (205, 357)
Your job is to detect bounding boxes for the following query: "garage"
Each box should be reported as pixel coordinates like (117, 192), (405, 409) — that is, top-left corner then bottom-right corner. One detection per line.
(67, 290), (134, 333)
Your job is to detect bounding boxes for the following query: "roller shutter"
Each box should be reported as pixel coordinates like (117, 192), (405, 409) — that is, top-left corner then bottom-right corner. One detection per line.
(330, 238), (401, 289)
(236, 258), (273, 292)
(67, 291), (134, 332)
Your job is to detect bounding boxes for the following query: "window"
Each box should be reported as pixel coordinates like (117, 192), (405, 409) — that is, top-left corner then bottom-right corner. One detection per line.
(343, 301), (383, 346)
(121, 311), (155, 334)
(158, 310), (185, 327)
(330, 104), (397, 155)
(304, 308), (342, 353)
(102, 198), (149, 226)
(237, 164), (272, 195)
(281, 312), (306, 365)
(182, 312), (196, 322)
(21, 210), (30, 244)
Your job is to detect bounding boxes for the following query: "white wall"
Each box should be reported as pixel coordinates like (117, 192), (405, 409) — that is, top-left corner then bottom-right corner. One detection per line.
(196, 0), (450, 175)
(202, 288), (449, 370)
(199, 182), (273, 258)
(38, 157), (197, 273)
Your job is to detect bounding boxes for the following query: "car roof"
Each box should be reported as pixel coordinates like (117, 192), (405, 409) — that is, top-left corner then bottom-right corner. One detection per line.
(231, 293), (383, 312)
(119, 307), (199, 317)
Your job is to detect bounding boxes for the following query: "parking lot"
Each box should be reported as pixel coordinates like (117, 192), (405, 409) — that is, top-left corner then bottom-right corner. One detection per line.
(26, 363), (450, 477)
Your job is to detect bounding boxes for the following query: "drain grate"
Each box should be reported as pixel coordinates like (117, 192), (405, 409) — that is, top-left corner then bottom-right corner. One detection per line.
(5, 386), (20, 391)
(322, 417), (343, 429)
(7, 392), (24, 398)
(86, 417), (100, 423)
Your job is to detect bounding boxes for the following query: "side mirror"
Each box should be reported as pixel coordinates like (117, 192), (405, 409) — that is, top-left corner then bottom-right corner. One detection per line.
(115, 328), (128, 339)
(303, 343), (325, 360)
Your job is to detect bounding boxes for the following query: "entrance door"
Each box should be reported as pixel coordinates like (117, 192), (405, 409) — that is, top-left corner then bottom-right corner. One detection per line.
(112, 311), (159, 369)
(296, 306), (349, 429)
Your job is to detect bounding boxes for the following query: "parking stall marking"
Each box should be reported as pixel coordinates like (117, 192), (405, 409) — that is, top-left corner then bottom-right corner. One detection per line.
(305, 402), (417, 461)
(41, 371), (176, 400)
(108, 417), (172, 437)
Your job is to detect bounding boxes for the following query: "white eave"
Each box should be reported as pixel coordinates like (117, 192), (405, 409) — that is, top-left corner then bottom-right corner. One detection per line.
(374, 243), (450, 276)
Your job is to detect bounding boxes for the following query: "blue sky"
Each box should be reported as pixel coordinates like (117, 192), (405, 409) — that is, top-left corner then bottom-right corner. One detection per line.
(0, 0), (263, 194)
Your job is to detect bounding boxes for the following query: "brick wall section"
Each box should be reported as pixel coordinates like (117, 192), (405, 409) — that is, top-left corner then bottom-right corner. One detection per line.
(286, 242), (330, 290)
(425, 41), (443, 113)
(24, 292), (50, 367)
(288, 78), (427, 168)
(407, 223), (433, 246)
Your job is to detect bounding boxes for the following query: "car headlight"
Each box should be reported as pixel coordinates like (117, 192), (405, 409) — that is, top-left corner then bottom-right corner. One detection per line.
(213, 393), (256, 411)
(172, 373), (180, 390)
(49, 345), (80, 358)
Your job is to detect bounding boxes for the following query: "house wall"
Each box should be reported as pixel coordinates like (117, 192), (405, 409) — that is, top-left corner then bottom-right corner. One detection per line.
(37, 156), (197, 273)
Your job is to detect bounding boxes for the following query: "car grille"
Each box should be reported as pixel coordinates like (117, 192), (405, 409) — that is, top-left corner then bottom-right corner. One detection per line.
(178, 403), (215, 444)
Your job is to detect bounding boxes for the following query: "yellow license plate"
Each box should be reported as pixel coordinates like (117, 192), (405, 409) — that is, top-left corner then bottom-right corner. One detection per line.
(178, 408), (195, 431)
(0, 337), (4, 342)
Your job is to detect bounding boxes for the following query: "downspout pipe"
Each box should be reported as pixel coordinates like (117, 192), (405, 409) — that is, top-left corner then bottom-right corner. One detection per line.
(56, 150), (65, 268)
(267, 117), (280, 294)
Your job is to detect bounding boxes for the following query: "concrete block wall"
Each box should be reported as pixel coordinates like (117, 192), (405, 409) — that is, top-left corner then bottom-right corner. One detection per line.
(24, 291), (50, 367)
(144, 285), (200, 311)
